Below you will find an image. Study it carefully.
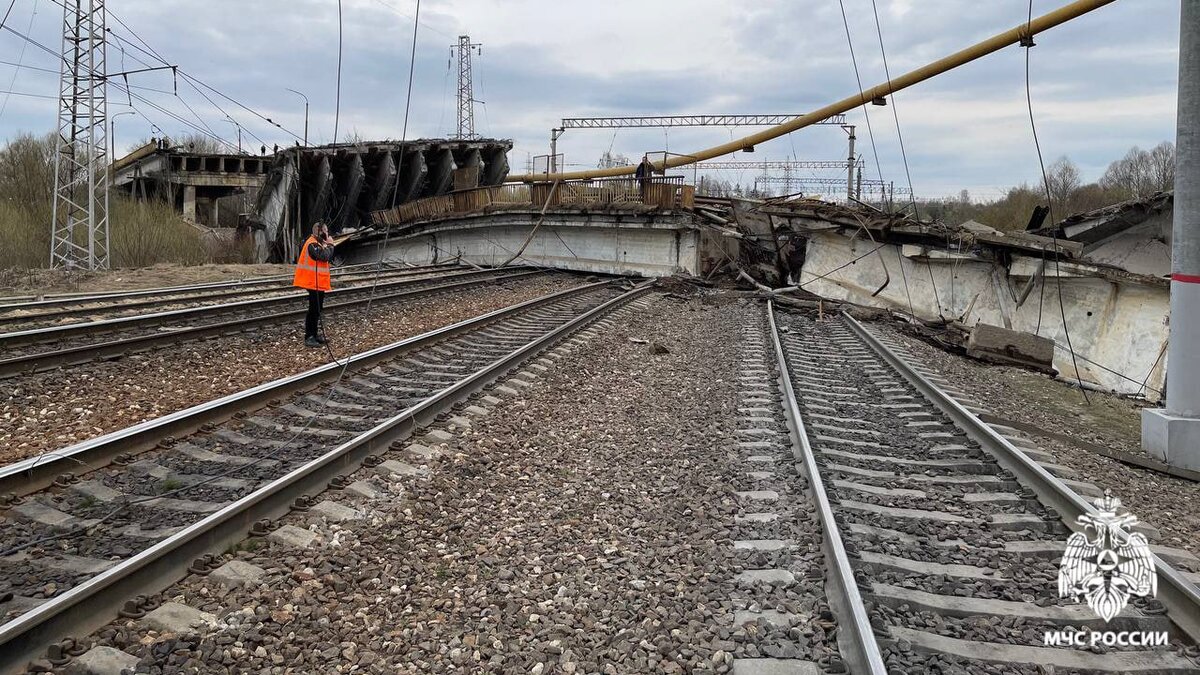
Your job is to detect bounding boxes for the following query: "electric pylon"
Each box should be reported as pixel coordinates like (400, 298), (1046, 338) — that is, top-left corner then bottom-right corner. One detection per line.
(50, 0), (109, 270)
(450, 35), (481, 140)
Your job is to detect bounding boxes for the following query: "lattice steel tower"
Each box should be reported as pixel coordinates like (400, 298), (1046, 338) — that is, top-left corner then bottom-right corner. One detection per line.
(451, 35), (481, 140)
(50, 0), (109, 270)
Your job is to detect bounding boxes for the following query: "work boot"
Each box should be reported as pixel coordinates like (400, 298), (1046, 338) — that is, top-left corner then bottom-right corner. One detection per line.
(305, 336), (322, 348)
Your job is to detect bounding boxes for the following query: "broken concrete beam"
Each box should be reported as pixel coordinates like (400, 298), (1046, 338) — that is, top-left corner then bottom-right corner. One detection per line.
(965, 323), (1055, 372)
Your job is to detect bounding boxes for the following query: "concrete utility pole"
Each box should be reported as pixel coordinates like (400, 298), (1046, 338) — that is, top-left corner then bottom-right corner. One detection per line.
(844, 125), (857, 200)
(50, 0), (110, 270)
(451, 35), (481, 140)
(1144, 1), (1200, 471)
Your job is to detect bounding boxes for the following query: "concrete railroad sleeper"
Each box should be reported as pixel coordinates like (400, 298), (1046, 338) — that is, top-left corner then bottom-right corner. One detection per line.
(770, 303), (1200, 673)
(0, 265), (529, 349)
(0, 263), (460, 328)
(0, 279), (650, 672)
(0, 268), (544, 378)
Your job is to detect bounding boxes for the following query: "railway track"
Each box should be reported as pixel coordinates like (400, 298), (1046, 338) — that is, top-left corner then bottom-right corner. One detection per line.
(0, 263), (459, 330)
(0, 266), (544, 378)
(0, 278), (648, 671)
(762, 301), (1200, 674)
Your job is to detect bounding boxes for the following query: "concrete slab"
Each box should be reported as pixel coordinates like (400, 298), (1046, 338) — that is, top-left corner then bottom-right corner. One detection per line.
(405, 443), (442, 461)
(734, 569), (795, 587)
(735, 513), (779, 524)
(69, 480), (124, 503)
(209, 560), (267, 588)
(308, 500), (364, 523)
(731, 659), (821, 675)
(377, 459), (428, 478)
(423, 429), (455, 444)
(963, 492), (1023, 504)
(840, 499), (971, 523)
(142, 602), (217, 633)
(464, 405), (489, 417)
(966, 323), (1054, 370)
(267, 525), (318, 549)
(10, 502), (79, 528)
(859, 551), (1004, 580)
(344, 480), (384, 500)
(67, 646), (140, 675)
(735, 490), (780, 503)
(733, 610), (798, 628)
(831, 479), (925, 498)
(733, 540), (793, 552)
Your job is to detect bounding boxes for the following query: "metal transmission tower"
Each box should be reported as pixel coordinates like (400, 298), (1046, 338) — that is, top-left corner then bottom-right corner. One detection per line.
(50, 0), (110, 270)
(451, 35), (482, 140)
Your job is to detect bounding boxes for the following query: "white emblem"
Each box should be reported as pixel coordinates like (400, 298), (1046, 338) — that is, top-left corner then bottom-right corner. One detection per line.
(1057, 491), (1157, 622)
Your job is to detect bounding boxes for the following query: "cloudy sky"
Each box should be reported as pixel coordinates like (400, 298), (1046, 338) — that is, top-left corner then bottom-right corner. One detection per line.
(0, 0), (1180, 200)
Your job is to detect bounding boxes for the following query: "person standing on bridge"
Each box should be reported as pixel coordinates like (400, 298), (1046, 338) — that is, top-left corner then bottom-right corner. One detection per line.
(293, 222), (335, 347)
(635, 154), (654, 201)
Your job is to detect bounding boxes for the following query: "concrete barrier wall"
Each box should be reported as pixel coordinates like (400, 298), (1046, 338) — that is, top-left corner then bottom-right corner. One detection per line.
(348, 212), (703, 278)
(799, 231), (1168, 400)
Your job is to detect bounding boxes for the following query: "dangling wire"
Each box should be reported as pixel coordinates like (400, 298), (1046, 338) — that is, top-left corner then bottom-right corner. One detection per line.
(1023, 0), (1089, 403)
(333, 0), (344, 143)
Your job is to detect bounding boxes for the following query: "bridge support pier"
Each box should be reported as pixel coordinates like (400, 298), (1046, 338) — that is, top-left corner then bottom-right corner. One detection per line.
(1143, 0), (1200, 471)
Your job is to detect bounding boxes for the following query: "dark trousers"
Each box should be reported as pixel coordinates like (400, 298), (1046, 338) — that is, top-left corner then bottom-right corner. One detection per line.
(305, 290), (325, 338)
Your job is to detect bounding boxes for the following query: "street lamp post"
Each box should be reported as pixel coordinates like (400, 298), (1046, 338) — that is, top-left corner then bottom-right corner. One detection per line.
(286, 88), (310, 146)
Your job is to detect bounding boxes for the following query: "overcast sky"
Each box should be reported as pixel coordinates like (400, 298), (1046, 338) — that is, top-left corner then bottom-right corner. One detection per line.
(0, 0), (1180, 200)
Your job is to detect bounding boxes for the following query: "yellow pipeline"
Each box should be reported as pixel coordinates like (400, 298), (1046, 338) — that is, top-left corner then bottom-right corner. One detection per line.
(508, 0), (1118, 183)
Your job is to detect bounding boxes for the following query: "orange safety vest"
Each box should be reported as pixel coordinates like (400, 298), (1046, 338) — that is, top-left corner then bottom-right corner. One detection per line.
(293, 235), (331, 291)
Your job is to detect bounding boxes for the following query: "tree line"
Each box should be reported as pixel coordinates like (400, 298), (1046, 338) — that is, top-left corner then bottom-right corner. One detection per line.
(918, 141), (1175, 231)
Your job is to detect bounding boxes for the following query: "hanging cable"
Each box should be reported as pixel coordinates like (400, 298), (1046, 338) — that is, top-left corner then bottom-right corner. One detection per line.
(0, 0), (35, 121)
(869, 0), (919, 215)
(1023, 0), (1089, 403)
(333, 0), (344, 143)
(837, 0), (916, 322)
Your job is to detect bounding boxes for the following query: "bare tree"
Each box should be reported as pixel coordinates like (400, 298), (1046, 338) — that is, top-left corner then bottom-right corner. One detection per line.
(1045, 156), (1081, 215)
(1149, 141), (1175, 192)
(1100, 144), (1174, 199)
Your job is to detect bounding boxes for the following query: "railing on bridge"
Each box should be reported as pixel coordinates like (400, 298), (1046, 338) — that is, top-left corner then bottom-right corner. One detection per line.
(372, 176), (695, 227)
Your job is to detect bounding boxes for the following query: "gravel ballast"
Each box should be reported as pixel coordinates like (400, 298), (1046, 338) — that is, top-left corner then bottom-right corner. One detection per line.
(54, 295), (840, 674)
(1, 274), (581, 463)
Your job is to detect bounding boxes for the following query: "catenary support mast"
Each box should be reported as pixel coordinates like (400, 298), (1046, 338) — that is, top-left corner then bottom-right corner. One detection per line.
(1143, 1), (1200, 471)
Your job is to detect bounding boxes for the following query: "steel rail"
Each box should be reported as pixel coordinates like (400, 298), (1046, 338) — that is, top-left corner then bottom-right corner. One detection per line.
(0, 267), (542, 382)
(0, 267), (528, 350)
(0, 270), (544, 379)
(0, 264), (459, 323)
(0, 275), (589, 495)
(0, 261), (408, 311)
(0, 280), (650, 672)
(841, 311), (1200, 643)
(766, 300), (887, 674)
(509, 0), (1117, 182)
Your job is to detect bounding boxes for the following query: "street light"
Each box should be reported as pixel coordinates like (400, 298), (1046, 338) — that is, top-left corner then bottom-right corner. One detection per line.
(286, 88), (309, 146)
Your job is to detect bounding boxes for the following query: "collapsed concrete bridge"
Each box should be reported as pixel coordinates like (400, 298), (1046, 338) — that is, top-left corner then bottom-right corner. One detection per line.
(111, 138), (513, 263)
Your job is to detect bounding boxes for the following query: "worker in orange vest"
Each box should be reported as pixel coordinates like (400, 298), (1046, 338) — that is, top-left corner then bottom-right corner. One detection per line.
(293, 222), (335, 347)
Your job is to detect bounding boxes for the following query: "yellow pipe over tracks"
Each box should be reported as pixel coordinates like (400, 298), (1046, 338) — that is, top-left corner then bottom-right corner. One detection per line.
(507, 0), (1118, 183)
